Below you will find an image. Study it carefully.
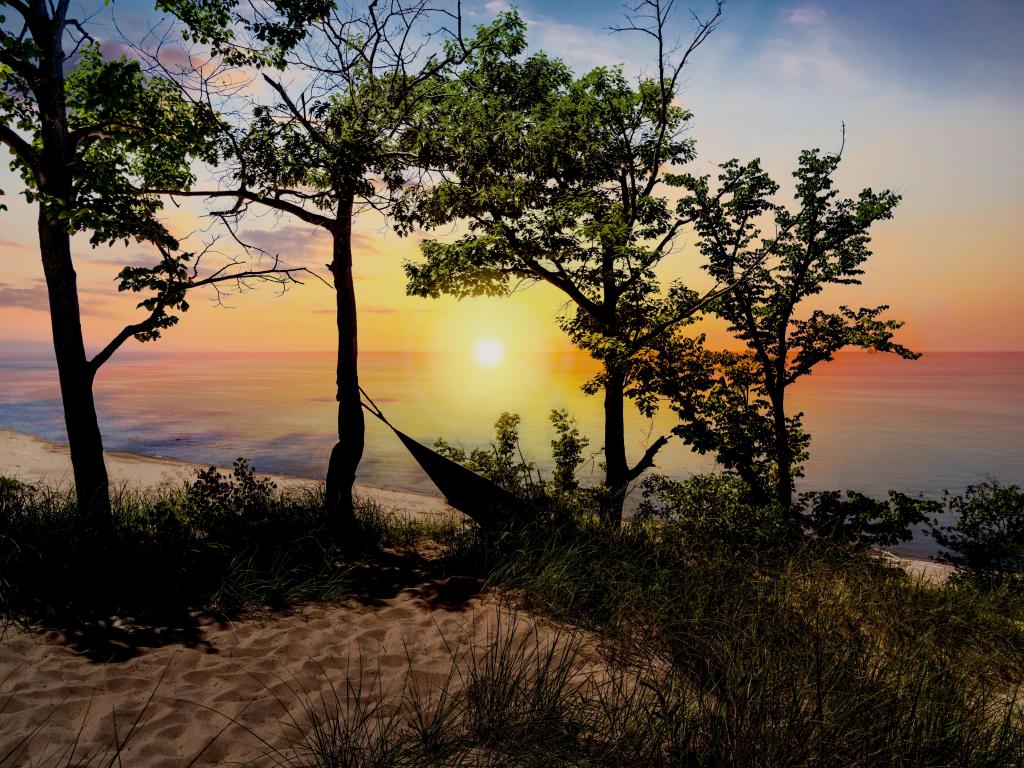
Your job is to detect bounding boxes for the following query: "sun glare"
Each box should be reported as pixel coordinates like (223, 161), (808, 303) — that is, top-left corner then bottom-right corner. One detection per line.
(474, 338), (504, 367)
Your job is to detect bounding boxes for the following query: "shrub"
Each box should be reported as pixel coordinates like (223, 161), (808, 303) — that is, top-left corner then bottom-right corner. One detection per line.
(930, 480), (1024, 583)
(635, 473), (793, 548)
(186, 458), (278, 518)
(635, 473), (937, 551)
(797, 489), (932, 548)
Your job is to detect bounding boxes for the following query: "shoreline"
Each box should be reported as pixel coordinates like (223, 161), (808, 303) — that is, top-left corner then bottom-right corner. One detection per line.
(0, 427), (453, 520)
(0, 427), (952, 582)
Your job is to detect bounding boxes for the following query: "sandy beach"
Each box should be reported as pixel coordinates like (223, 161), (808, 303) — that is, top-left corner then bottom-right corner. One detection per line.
(0, 429), (543, 764)
(0, 428), (453, 521)
(0, 429), (541, 764)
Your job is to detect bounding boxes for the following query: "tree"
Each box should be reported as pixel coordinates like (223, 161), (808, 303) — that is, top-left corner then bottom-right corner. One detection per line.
(154, 0), (517, 537)
(669, 147), (920, 511)
(0, 5), (301, 523)
(403, 0), (724, 524)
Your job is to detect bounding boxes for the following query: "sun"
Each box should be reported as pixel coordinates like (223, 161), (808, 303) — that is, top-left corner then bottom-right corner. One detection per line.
(474, 337), (504, 367)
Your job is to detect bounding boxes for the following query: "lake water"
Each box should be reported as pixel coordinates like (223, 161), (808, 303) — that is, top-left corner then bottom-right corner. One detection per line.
(1, 350), (1022, 557)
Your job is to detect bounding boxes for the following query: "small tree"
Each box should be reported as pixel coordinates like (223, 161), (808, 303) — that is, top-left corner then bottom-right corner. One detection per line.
(434, 412), (534, 495)
(404, 1), (724, 523)
(434, 409), (591, 503)
(157, 0), (516, 537)
(669, 148), (920, 512)
(549, 408), (590, 494)
(0, 8), (300, 524)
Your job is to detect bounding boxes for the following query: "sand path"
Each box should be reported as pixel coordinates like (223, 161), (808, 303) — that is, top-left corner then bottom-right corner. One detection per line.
(1, 591), (548, 766)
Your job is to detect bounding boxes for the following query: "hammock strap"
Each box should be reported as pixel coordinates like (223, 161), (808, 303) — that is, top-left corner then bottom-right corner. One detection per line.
(359, 385), (391, 427)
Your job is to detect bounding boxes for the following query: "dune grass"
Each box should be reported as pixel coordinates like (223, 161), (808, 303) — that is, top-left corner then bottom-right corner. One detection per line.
(0, 472), (460, 643)
(3, 473), (1024, 765)
(210, 598), (1024, 767)
(466, 518), (1024, 766)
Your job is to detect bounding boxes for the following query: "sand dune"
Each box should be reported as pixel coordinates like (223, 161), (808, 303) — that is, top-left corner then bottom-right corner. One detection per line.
(0, 591), (560, 766)
(0, 427), (957, 763)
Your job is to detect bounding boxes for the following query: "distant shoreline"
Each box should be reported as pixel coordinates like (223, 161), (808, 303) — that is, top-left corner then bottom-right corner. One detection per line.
(0, 427), (453, 521)
(0, 426), (953, 583)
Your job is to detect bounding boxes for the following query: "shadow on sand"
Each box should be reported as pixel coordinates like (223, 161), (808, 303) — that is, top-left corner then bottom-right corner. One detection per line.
(14, 549), (483, 663)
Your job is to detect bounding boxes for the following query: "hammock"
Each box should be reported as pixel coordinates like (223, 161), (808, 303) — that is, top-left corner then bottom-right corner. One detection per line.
(360, 388), (529, 528)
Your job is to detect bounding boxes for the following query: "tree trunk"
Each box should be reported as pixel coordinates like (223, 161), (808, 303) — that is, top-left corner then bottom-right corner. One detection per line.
(602, 367), (629, 526)
(324, 198), (363, 539)
(38, 216), (112, 524)
(33, 31), (112, 526)
(769, 386), (793, 512)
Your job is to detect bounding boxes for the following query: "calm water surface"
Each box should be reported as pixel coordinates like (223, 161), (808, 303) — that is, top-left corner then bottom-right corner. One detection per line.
(1, 350), (1021, 557)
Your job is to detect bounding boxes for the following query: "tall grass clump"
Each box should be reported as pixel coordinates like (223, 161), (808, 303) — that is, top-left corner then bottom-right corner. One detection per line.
(456, 493), (1024, 765)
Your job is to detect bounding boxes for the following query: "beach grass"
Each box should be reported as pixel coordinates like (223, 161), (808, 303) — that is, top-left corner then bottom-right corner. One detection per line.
(2, 474), (1024, 765)
(0, 473), (462, 642)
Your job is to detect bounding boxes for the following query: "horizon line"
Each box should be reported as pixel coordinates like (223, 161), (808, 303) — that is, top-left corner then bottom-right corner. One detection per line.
(2, 345), (1024, 357)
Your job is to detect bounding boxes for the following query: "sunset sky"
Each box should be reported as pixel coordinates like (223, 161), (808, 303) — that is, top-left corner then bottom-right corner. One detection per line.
(1, 0), (1022, 358)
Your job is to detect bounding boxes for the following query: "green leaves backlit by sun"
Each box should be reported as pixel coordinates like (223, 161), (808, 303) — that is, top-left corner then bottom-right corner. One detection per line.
(474, 338), (504, 367)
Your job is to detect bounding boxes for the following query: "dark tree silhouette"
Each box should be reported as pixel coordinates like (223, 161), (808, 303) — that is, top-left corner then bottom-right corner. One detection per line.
(0, 3), (303, 524)
(669, 147), (920, 511)
(403, 0), (726, 523)
(155, 0), (517, 537)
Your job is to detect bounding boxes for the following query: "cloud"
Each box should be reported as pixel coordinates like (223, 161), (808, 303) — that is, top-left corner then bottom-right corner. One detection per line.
(0, 282), (49, 311)
(88, 252), (164, 270)
(0, 239), (30, 252)
(525, 13), (636, 72)
(757, 5), (867, 91)
(237, 223), (387, 271)
(784, 5), (828, 27)
(0, 279), (119, 318)
(237, 224), (332, 263)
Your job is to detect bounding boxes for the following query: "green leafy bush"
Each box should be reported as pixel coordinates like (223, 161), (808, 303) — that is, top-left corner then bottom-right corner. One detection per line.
(930, 480), (1024, 583)
(798, 489), (931, 548)
(635, 473), (792, 548)
(435, 410), (600, 514)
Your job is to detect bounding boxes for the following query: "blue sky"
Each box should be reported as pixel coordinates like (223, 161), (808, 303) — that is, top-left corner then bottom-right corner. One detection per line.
(2, 0), (1022, 352)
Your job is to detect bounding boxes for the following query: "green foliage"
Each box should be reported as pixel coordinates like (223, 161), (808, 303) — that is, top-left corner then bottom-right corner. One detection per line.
(0, 15), (223, 343)
(798, 489), (931, 548)
(173, 8), (527, 230)
(636, 473), (933, 550)
(404, 12), (718, 502)
(659, 348), (808, 500)
(930, 480), (1024, 583)
(63, 46), (218, 243)
(549, 408), (589, 493)
(666, 149), (919, 505)
(185, 457), (278, 519)
(475, 512), (1024, 767)
(0, 470), (464, 630)
(1, 40), (215, 243)
(157, 0), (332, 67)
(404, 52), (699, 367)
(434, 410), (597, 509)
(635, 473), (793, 548)
(5, 472), (1024, 764)
(434, 412), (535, 494)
